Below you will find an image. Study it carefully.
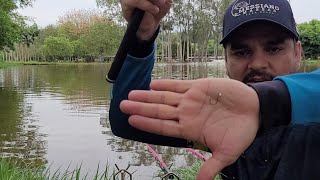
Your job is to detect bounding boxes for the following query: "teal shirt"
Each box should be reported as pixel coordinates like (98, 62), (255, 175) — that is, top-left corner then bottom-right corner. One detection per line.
(275, 69), (320, 124)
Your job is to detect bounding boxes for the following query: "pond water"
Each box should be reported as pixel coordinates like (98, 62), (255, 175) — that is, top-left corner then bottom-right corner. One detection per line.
(0, 61), (318, 179)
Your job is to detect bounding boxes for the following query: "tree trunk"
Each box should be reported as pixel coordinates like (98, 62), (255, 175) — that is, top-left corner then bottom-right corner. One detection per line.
(9, 51), (11, 61)
(179, 34), (183, 62)
(5, 51), (8, 61)
(155, 43), (158, 62)
(168, 31), (172, 63)
(182, 36), (186, 62)
(161, 35), (164, 63)
(190, 42), (193, 62)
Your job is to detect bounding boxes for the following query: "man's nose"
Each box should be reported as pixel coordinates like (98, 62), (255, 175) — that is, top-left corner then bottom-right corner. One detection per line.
(247, 51), (269, 70)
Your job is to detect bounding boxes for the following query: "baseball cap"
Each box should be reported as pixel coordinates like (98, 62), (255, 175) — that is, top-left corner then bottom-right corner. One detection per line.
(220, 0), (299, 44)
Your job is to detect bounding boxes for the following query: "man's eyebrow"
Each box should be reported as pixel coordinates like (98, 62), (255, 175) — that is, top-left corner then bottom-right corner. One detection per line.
(229, 41), (249, 50)
(265, 37), (288, 46)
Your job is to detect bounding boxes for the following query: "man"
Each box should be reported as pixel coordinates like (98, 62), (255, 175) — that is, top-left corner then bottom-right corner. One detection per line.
(120, 70), (320, 180)
(109, 0), (320, 179)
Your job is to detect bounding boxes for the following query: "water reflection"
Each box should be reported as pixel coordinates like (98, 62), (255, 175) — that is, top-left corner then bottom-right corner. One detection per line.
(0, 64), (203, 179)
(153, 61), (227, 80)
(0, 61), (318, 178)
(0, 87), (47, 167)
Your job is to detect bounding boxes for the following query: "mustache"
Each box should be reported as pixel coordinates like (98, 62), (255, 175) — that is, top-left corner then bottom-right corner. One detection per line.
(243, 69), (275, 83)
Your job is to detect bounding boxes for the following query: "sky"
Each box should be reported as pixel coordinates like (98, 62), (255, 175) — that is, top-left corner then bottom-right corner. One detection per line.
(17, 0), (99, 27)
(18, 0), (320, 28)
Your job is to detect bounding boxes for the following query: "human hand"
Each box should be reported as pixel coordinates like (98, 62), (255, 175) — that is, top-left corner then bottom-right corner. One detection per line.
(120, 0), (171, 40)
(120, 78), (260, 180)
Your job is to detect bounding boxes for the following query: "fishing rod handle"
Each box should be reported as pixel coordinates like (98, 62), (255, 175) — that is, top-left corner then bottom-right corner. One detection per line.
(106, 8), (145, 83)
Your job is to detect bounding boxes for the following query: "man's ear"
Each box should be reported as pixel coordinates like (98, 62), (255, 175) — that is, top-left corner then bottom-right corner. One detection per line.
(295, 41), (303, 70)
(224, 51), (231, 77)
(224, 49), (228, 63)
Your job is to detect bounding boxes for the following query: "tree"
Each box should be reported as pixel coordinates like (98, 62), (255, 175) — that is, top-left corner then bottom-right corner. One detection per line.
(79, 21), (122, 60)
(57, 9), (106, 41)
(96, 0), (226, 62)
(0, 0), (34, 50)
(41, 36), (74, 61)
(298, 19), (320, 59)
(36, 25), (59, 44)
(20, 23), (40, 47)
(15, 0), (35, 7)
(0, 0), (21, 51)
(96, 0), (125, 26)
(71, 40), (87, 59)
(10, 23), (40, 61)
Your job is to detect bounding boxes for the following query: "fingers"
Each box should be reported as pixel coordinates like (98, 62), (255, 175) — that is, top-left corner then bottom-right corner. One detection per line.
(121, 0), (159, 16)
(120, 100), (179, 120)
(128, 90), (182, 106)
(196, 152), (234, 180)
(196, 156), (224, 180)
(128, 115), (183, 138)
(149, 0), (164, 5)
(150, 79), (194, 93)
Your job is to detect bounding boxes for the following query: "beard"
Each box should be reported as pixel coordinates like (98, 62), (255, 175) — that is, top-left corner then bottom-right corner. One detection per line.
(242, 69), (275, 83)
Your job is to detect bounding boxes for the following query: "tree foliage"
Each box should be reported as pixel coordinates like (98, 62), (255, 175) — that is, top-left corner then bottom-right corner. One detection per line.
(35, 25), (59, 45)
(2, 0), (320, 62)
(298, 19), (320, 59)
(15, 0), (35, 7)
(79, 21), (122, 58)
(41, 36), (73, 60)
(33, 9), (123, 61)
(96, 0), (124, 25)
(20, 23), (40, 46)
(97, 0), (233, 61)
(0, 0), (34, 50)
(0, 0), (21, 50)
(57, 9), (106, 40)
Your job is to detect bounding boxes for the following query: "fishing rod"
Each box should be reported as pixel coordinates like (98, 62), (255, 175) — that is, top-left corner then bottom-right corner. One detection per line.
(106, 8), (145, 83)
(145, 144), (180, 180)
(186, 148), (208, 161)
(105, 6), (215, 179)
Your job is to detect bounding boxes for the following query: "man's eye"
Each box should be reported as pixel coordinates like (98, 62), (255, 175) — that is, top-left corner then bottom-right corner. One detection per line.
(268, 47), (282, 53)
(234, 50), (250, 57)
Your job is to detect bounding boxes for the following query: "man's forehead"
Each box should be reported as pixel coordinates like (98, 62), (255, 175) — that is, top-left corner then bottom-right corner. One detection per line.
(225, 21), (294, 46)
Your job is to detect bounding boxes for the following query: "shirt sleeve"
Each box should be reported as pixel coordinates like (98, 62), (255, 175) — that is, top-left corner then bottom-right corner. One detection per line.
(109, 45), (188, 147)
(249, 80), (291, 134)
(274, 69), (320, 125)
(250, 69), (320, 133)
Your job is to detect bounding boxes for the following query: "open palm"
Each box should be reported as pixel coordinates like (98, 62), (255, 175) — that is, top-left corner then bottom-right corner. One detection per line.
(120, 78), (260, 180)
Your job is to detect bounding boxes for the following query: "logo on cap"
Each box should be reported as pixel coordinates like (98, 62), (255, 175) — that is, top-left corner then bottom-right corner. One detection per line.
(231, 0), (280, 17)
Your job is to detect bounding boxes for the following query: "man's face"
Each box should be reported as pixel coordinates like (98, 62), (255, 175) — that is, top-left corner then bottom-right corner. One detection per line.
(224, 21), (302, 83)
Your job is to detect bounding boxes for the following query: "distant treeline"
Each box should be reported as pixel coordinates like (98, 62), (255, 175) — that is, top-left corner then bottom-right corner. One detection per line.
(1, 0), (319, 63)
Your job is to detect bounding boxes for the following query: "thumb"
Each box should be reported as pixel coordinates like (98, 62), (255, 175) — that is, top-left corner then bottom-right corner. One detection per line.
(196, 152), (233, 180)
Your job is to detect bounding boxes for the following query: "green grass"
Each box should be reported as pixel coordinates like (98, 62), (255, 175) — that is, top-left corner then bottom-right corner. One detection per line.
(0, 60), (51, 68)
(303, 59), (320, 64)
(160, 160), (222, 180)
(0, 61), (17, 68)
(0, 159), (114, 180)
(0, 158), (223, 180)
(0, 60), (109, 68)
